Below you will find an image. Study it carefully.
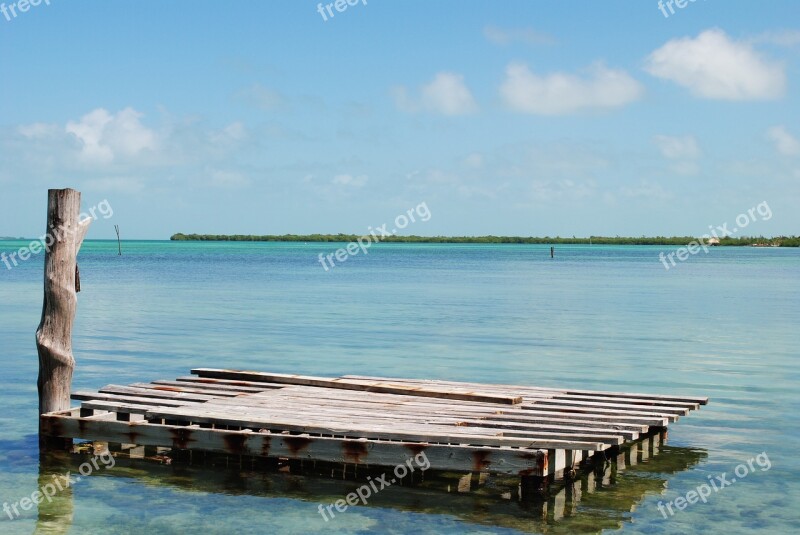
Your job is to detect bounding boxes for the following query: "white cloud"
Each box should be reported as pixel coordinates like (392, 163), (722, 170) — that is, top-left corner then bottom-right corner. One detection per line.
(645, 29), (786, 101)
(332, 174), (368, 188)
(207, 168), (251, 188)
(654, 135), (701, 176)
(483, 25), (554, 46)
(392, 72), (477, 116)
(620, 181), (672, 200)
(768, 126), (800, 156)
(750, 29), (800, 47)
(654, 135), (701, 160)
(222, 122), (246, 140)
(18, 123), (59, 139)
(529, 179), (596, 202)
(8, 107), (250, 193)
(66, 108), (156, 165)
(83, 177), (145, 194)
(237, 84), (286, 111)
(464, 153), (483, 168)
(499, 62), (643, 115)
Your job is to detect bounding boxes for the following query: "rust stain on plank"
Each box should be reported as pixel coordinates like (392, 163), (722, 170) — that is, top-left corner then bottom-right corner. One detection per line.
(472, 451), (492, 472)
(41, 416), (64, 438)
(517, 451), (547, 476)
(342, 440), (369, 464)
(260, 435), (272, 458)
(170, 428), (195, 450)
(403, 443), (429, 457)
(151, 386), (184, 392)
(283, 435), (313, 456)
(224, 434), (248, 455)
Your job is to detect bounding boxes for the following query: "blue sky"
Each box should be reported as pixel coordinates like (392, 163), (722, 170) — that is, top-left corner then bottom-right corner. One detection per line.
(1, 0), (798, 238)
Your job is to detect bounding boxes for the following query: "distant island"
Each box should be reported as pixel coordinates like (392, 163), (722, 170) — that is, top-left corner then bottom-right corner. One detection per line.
(171, 233), (800, 247)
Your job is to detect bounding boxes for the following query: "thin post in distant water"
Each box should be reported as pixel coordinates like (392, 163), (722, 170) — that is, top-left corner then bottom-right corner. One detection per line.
(550, 246), (554, 259)
(114, 225), (122, 255)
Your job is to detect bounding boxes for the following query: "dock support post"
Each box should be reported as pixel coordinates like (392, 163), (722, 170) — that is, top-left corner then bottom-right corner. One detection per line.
(520, 475), (548, 501)
(36, 188), (91, 449)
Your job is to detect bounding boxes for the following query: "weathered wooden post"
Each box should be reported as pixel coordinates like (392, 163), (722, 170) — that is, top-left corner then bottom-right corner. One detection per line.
(36, 188), (91, 448)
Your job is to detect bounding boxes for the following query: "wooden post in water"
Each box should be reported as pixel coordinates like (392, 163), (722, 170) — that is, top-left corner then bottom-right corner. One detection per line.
(36, 189), (91, 448)
(550, 246), (554, 259)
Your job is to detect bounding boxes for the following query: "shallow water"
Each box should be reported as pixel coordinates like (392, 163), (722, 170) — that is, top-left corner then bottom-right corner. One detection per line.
(0, 241), (798, 534)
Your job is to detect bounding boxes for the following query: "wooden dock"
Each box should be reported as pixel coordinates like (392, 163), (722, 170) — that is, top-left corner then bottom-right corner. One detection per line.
(40, 368), (707, 485)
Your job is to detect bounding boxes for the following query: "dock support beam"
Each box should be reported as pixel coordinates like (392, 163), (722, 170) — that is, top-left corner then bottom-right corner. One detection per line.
(36, 188), (91, 449)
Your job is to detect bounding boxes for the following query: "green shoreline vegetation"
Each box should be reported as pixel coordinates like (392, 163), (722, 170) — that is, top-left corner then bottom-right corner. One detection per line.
(170, 233), (800, 247)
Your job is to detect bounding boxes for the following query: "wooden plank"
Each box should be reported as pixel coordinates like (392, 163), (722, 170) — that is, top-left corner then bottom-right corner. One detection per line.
(208, 390), (514, 413)
(40, 414), (549, 475)
(128, 382), (244, 398)
(170, 401), (626, 445)
(191, 369), (523, 405)
(449, 419), (639, 441)
(468, 414), (647, 433)
(341, 375), (709, 406)
(201, 397), (639, 441)
(521, 403), (678, 423)
(514, 408), (669, 427)
(99, 385), (220, 402)
(550, 394), (699, 410)
(172, 377), (284, 392)
(71, 391), (198, 407)
(526, 398), (689, 416)
(226, 390), (654, 432)
(151, 379), (269, 394)
(251, 387), (530, 412)
(81, 400), (202, 415)
(144, 406), (609, 450)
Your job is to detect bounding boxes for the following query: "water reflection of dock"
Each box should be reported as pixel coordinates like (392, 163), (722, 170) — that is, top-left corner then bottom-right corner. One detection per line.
(35, 430), (706, 534)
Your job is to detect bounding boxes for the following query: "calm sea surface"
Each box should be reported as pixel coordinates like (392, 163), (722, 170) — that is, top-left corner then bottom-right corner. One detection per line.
(0, 240), (798, 534)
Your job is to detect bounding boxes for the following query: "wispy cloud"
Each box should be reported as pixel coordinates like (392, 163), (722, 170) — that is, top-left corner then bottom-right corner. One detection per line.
(654, 135), (701, 160)
(83, 177), (146, 194)
(654, 135), (701, 176)
(645, 29), (786, 101)
(483, 25), (554, 46)
(206, 168), (251, 188)
(749, 29), (800, 47)
(499, 62), (643, 115)
(236, 83), (287, 111)
(332, 173), (368, 188)
(392, 72), (478, 116)
(767, 126), (800, 156)
(620, 181), (672, 200)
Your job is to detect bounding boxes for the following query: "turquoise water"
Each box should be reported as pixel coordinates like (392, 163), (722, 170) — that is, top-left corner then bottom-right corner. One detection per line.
(0, 240), (798, 534)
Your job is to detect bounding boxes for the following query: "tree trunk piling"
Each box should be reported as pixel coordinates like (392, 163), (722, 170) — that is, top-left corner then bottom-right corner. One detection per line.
(36, 188), (91, 447)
